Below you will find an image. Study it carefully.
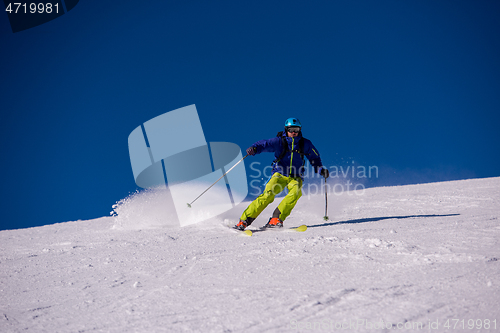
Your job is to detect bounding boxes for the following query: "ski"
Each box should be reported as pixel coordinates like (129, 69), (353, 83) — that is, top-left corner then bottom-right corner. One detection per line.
(259, 224), (308, 232)
(293, 224), (308, 232)
(226, 223), (253, 236)
(224, 220), (306, 236)
(236, 228), (253, 236)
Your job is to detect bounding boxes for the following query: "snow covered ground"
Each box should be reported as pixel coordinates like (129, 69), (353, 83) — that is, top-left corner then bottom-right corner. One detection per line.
(1, 177), (499, 332)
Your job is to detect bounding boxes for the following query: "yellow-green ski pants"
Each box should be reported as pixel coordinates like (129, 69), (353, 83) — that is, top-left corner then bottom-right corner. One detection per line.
(240, 172), (303, 222)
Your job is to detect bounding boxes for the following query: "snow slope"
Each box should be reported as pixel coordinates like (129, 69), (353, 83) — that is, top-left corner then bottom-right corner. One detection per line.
(1, 177), (499, 332)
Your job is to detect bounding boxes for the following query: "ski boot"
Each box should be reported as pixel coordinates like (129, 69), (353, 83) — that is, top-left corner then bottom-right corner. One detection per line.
(234, 217), (255, 231)
(234, 220), (248, 231)
(265, 217), (283, 228)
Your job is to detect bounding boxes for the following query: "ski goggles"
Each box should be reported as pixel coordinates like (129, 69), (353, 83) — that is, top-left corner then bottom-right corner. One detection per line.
(287, 127), (301, 133)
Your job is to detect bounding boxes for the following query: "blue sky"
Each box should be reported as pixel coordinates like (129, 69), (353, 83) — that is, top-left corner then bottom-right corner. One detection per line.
(1, 0), (499, 230)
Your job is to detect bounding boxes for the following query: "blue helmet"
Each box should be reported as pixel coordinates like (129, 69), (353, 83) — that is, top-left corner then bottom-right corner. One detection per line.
(284, 117), (301, 128)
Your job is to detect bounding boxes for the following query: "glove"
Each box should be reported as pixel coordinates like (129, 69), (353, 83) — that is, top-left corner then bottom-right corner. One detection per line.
(319, 167), (329, 178)
(246, 147), (256, 156)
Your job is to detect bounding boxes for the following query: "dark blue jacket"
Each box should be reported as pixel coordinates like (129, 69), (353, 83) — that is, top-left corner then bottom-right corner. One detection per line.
(252, 132), (323, 178)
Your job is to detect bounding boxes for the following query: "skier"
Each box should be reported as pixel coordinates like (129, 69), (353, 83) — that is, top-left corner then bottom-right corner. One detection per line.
(235, 118), (329, 230)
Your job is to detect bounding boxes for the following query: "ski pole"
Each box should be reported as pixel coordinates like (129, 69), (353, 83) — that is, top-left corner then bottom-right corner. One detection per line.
(187, 154), (249, 208)
(323, 176), (329, 221)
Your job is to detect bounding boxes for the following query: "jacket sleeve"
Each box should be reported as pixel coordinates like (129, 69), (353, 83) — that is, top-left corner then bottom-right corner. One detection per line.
(303, 139), (323, 172)
(251, 137), (282, 154)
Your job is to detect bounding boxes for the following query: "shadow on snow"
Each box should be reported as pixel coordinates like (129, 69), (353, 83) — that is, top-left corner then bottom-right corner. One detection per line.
(308, 214), (461, 229)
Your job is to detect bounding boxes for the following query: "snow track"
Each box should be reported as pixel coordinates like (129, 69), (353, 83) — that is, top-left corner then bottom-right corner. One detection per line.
(1, 177), (499, 332)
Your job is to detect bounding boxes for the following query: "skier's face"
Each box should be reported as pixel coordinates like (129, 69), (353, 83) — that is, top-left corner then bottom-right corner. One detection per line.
(287, 127), (300, 137)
